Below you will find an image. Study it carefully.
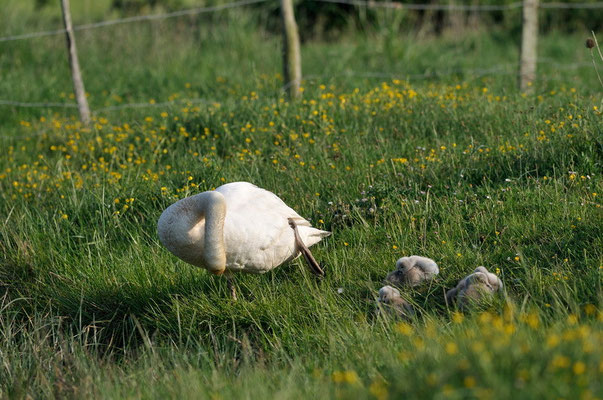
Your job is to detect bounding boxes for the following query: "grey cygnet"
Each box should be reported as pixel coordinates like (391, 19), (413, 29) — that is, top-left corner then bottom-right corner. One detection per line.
(385, 256), (439, 287)
(376, 285), (414, 318)
(446, 266), (503, 310)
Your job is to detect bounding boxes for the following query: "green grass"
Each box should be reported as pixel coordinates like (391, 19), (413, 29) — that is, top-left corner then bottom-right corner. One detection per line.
(0, 3), (602, 399)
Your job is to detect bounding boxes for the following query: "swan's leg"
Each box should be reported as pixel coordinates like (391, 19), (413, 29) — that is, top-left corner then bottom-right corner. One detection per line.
(226, 274), (237, 301)
(288, 218), (325, 276)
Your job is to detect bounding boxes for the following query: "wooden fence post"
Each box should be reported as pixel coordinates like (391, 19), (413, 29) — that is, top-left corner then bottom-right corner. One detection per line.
(60, 0), (91, 125)
(281, 0), (302, 99)
(519, 0), (539, 93)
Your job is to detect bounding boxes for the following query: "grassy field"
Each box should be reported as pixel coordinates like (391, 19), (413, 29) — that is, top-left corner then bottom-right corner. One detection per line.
(1, 2), (602, 399)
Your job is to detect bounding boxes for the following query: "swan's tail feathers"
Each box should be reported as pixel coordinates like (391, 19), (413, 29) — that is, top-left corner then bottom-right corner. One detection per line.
(288, 218), (326, 277)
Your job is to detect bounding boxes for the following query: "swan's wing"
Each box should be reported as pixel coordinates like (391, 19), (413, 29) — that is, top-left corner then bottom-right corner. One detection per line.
(215, 182), (327, 271)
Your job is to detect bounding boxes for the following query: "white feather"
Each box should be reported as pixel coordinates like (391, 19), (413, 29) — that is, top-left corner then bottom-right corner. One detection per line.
(157, 182), (330, 274)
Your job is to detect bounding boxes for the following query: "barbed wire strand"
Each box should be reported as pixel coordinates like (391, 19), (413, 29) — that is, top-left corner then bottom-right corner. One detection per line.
(311, 0), (603, 10)
(0, 97), (223, 112)
(313, 0), (522, 10)
(0, 59), (597, 142)
(0, 97), (223, 140)
(0, 60), (595, 114)
(94, 98), (219, 112)
(540, 2), (603, 8)
(0, 0), (269, 43)
(2, 0), (603, 43)
(280, 60), (595, 90)
(0, 63), (591, 142)
(0, 100), (79, 108)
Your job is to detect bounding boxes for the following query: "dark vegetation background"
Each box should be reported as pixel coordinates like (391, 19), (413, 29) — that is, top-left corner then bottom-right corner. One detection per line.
(31, 0), (603, 37)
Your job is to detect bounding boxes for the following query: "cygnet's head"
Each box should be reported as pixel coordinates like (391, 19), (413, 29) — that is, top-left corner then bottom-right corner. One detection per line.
(473, 266), (503, 291)
(384, 269), (405, 287)
(378, 285), (402, 303)
(467, 271), (493, 289)
(377, 285), (414, 318)
(446, 268), (501, 307)
(445, 287), (458, 304)
(474, 266), (489, 274)
(457, 272), (496, 310)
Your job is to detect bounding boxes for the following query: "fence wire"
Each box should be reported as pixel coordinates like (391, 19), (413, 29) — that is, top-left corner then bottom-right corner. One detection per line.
(1, 0), (603, 43)
(0, 0), (269, 43)
(0, 0), (601, 140)
(0, 100), (78, 108)
(0, 59), (595, 117)
(312, 0), (603, 10)
(313, 0), (522, 10)
(540, 1), (603, 8)
(280, 60), (595, 89)
(0, 59), (596, 115)
(95, 98), (220, 112)
(0, 97), (233, 140)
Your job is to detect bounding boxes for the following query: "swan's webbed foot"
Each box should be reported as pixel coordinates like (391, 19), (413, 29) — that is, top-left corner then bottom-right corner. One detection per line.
(288, 218), (325, 277)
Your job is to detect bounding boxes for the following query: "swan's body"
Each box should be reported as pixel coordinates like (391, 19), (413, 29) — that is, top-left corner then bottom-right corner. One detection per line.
(157, 182), (330, 277)
(385, 256), (439, 287)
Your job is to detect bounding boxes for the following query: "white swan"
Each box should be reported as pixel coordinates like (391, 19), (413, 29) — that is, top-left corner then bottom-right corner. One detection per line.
(157, 182), (330, 299)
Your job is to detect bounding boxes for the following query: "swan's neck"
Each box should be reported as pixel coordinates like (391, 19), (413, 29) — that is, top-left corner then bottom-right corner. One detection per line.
(158, 190), (227, 274)
(190, 191), (227, 275)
